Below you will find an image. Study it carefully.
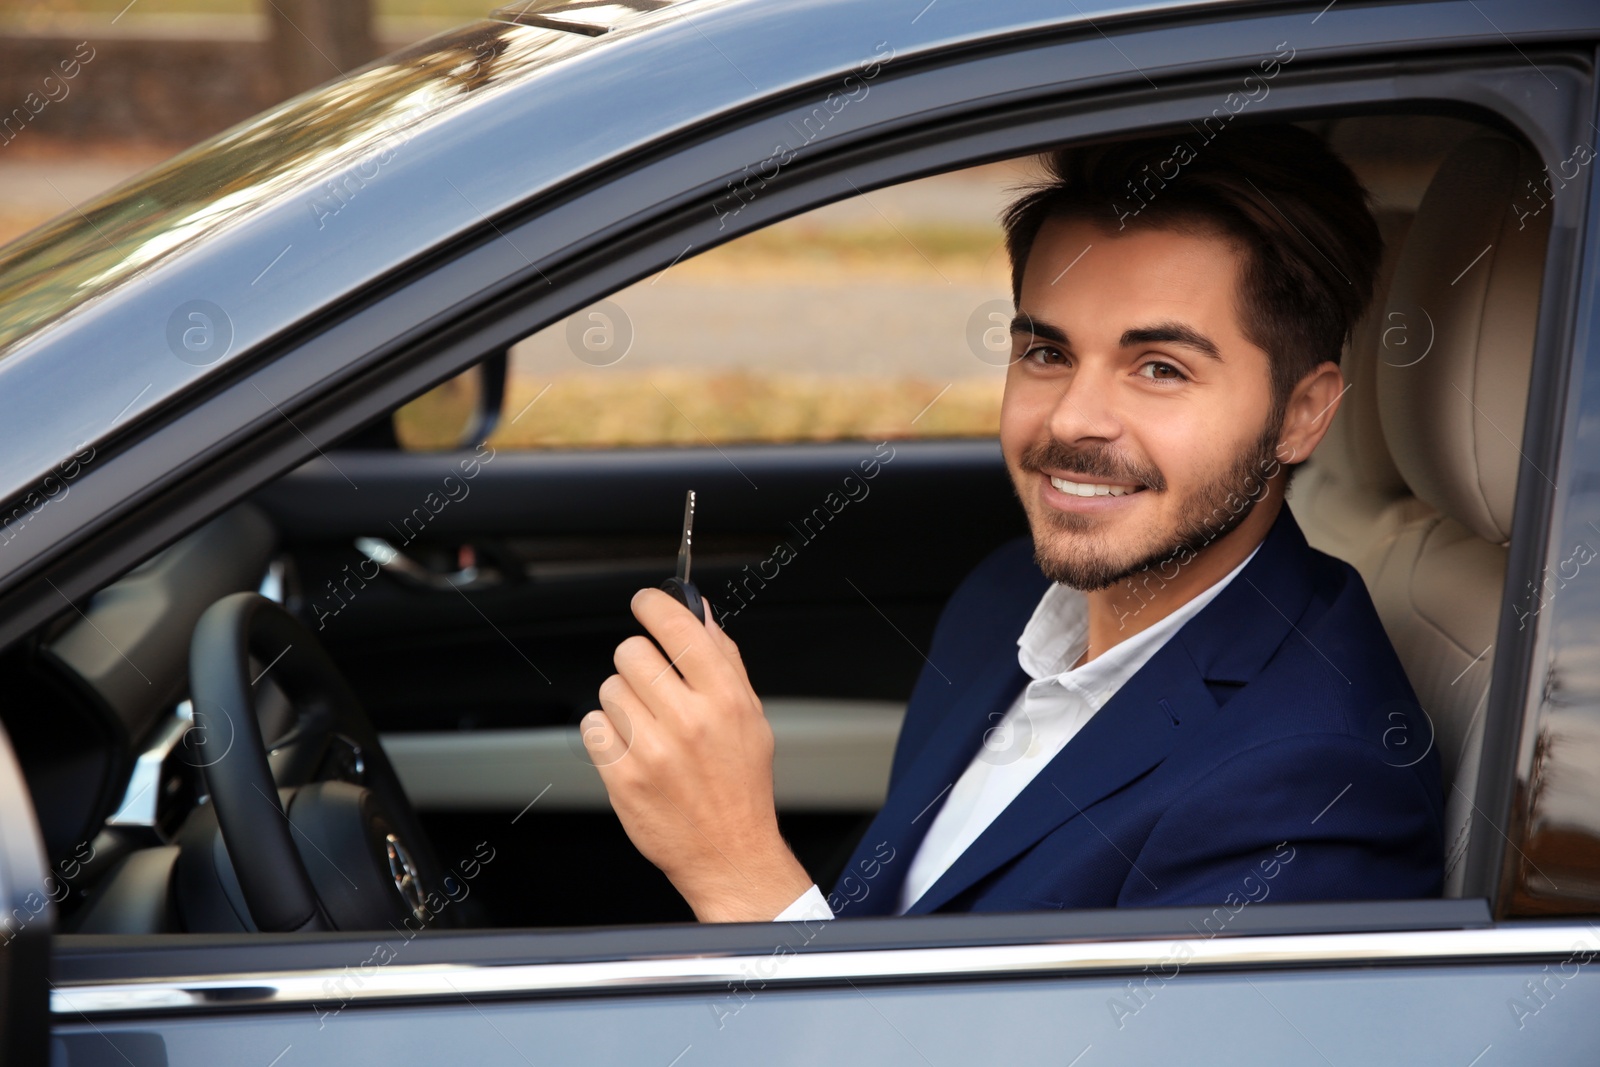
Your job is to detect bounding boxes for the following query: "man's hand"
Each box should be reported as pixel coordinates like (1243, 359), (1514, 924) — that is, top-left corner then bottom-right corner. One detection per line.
(582, 588), (813, 922)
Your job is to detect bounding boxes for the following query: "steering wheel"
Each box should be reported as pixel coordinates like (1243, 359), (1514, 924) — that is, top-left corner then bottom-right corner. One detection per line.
(184, 592), (454, 932)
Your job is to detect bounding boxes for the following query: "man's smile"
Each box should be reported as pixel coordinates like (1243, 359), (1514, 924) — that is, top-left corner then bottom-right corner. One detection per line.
(1038, 470), (1150, 512)
(1045, 470), (1146, 496)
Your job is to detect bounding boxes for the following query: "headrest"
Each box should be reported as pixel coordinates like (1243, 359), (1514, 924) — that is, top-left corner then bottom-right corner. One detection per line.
(1377, 136), (1549, 544)
(1314, 209), (1412, 496)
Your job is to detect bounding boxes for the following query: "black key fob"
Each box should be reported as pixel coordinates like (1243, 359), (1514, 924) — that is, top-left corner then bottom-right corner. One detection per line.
(660, 575), (706, 624)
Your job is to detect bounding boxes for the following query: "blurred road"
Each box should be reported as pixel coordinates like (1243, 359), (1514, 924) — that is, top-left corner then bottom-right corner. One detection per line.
(513, 160), (1033, 382)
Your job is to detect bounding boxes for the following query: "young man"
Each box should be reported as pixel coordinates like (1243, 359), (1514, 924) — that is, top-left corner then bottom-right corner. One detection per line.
(581, 124), (1445, 922)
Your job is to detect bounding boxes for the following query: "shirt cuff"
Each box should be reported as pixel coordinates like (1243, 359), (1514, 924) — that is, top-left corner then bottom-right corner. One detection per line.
(772, 883), (835, 922)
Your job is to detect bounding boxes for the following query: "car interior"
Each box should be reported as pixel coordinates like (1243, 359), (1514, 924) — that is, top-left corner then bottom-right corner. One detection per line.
(0, 106), (1546, 937)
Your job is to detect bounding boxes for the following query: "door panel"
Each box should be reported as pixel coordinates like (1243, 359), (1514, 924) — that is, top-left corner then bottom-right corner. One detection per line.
(383, 698), (904, 812)
(50, 961), (1600, 1067)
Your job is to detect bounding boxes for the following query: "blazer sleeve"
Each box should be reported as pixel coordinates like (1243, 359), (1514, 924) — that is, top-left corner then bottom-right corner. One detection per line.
(1116, 733), (1445, 908)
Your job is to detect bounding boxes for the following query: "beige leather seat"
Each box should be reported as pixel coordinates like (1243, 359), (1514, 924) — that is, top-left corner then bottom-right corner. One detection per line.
(1289, 134), (1549, 897)
(1288, 207), (1432, 575)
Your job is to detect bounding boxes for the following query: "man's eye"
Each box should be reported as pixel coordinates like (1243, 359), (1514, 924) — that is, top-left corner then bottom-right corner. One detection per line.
(1023, 345), (1067, 365)
(1140, 360), (1188, 382)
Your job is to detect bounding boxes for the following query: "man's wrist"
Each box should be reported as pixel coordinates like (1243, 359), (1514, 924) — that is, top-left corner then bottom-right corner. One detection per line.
(673, 839), (814, 922)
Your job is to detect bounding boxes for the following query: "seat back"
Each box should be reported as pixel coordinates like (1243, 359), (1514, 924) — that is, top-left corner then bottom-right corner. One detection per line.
(1373, 135), (1548, 895)
(1290, 135), (1549, 896)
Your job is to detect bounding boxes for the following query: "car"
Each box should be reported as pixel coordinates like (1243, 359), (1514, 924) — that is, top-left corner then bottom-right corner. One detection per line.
(4, 0), (1600, 1062)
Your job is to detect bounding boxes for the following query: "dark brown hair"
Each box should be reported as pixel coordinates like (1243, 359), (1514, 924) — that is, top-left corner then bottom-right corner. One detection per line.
(1000, 123), (1382, 421)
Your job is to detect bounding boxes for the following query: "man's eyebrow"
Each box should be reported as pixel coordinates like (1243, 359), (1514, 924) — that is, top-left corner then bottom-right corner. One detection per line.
(1120, 321), (1223, 361)
(1010, 316), (1223, 362)
(1010, 314), (1068, 344)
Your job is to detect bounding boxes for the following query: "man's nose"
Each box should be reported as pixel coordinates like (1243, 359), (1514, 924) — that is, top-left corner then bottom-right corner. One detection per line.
(1045, 362), (1123, 444)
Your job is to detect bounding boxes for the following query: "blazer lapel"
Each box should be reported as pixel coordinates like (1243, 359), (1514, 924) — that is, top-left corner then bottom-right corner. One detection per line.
(1178, 503), (1319, 687)
(902, 638), (1218, 914)
(839, 652), (1030, 916)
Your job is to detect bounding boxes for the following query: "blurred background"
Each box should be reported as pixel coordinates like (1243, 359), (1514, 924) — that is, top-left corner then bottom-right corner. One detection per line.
(0, 0), (1025, 448)
(0, 0), (486, 245)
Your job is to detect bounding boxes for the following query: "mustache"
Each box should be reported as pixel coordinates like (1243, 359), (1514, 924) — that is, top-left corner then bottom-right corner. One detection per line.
(1018, 439), (1166, 492)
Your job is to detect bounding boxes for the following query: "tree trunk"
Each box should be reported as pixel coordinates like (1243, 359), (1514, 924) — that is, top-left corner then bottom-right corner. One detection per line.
(266, 0), (378, 99)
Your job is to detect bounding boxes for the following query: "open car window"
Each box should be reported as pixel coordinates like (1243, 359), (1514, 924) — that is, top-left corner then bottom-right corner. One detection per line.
(394, 166), (1020, 454)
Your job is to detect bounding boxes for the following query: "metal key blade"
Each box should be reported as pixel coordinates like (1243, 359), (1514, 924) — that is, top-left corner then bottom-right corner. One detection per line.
(676, 489), (695, 584)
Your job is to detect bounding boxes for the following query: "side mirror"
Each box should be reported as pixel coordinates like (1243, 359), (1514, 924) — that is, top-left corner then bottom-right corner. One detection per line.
(457, 350), (509, 449)
(350, 351), (508, 451)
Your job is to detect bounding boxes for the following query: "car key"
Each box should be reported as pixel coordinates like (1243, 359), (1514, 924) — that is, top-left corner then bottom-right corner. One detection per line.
(660, 489), (708, 623)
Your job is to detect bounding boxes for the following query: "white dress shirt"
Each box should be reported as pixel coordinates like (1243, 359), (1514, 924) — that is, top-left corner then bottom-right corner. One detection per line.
(774, 541), (1262, 923)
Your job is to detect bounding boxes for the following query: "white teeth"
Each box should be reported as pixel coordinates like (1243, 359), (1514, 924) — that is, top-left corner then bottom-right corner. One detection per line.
(1050, 476), (1141, 497)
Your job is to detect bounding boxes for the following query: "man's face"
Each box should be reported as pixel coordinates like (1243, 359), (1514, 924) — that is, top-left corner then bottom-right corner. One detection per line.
(1000, 215), (1284, 590)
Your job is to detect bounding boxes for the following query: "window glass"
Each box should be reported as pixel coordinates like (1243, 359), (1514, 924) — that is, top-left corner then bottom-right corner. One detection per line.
(474, 159), (1029, 450)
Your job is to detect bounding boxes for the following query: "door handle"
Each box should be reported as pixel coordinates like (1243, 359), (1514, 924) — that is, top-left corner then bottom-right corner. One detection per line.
(355, 537), (504, 592)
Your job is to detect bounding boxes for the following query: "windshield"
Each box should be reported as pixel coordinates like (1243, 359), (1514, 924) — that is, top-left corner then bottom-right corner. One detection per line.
(0, 20), (589, 362)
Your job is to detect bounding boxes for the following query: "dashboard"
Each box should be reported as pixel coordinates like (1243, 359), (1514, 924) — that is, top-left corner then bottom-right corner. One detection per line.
(0, 504), (281, 933)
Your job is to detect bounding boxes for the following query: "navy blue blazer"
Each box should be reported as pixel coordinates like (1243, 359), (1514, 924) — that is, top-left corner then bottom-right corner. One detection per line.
(830, 503), (1445, 917)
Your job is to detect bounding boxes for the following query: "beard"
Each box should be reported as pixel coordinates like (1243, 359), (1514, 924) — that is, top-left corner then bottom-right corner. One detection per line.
(1015, 404), (1286, 591)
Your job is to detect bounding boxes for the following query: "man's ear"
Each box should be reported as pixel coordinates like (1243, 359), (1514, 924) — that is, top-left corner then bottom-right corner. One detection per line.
(1275, 360), (1344, 465)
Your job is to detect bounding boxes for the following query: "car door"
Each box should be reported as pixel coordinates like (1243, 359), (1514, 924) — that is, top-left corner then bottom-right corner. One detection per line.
(24, 0), (1600, 1064)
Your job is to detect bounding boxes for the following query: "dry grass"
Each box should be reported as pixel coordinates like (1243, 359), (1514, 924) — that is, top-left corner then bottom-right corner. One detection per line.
(396, 371), (1004, 451)
(669, 222), (1009, 286)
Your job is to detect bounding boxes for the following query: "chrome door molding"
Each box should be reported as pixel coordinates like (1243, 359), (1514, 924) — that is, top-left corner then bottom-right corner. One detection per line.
(51, 922), (1600, 1018)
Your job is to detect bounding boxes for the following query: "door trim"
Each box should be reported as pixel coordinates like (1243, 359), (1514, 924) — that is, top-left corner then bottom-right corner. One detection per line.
(52, 921), (1600, 1018)
(384, 698), (905, 811)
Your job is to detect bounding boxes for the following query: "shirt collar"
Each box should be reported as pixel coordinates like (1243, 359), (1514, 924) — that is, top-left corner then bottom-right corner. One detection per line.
(1017, 539), (1264, 685)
